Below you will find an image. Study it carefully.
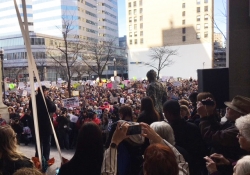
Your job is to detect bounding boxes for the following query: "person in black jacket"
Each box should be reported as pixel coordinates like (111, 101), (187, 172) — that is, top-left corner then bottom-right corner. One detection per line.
(29, 85), (56, 161)
(163, 100), (207, 175)
(57, 109), (70, 150)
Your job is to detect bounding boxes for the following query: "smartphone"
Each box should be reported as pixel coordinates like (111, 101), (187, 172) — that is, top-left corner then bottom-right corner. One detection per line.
(201, 99), (215, 106)
(126, 125), (142, 135)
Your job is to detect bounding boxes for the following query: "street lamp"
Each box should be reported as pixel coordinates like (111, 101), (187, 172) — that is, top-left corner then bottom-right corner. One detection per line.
(0, 48), (5, 101)
(113, 58), (117, 76)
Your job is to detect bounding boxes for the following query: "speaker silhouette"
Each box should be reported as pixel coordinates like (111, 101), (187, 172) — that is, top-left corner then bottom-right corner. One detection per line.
(197, 68), (229, 109)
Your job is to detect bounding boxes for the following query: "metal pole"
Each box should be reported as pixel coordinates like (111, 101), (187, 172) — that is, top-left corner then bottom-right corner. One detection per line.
(0, 48), (5, 101)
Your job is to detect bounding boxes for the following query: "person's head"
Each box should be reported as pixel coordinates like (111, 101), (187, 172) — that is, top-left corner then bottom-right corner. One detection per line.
(143, 144), (178, 175)
(180, 105), (191, 118)
(13, 168), (43, 175)
(140, 97), (160, 120)
(163, 100), (181, 122)
(146, 69), (157, 82)
(233, 155), (250, 175)
(150, 121), (175, 145)
(8, 107), (15, 113)
(119, 106), (133, 121)
(235, 114), (250, 151)
(178, 99), (189, 108)
(75, 122), (103, 169)
(0, 125), (23, 160)
(38, 85), (49, 96)
(225, 96), (250, 121)
(189, 92), (198, 107)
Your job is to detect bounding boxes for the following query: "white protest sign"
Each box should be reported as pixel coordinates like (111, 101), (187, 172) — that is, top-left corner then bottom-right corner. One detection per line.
(72, 91), (79, 96)
(62, 97), (79, 108)
(120, 97), (125, 104)
(22, 90), (28, 96)
(18, 82), (25, 89)
(128, 89), (133, 93)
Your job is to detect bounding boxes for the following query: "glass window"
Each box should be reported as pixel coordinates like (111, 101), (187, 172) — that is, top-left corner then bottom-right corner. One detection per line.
(134, 16), (137, 22)
(204, 0), (208, 3)
(135, 39), (137, 44)
(182, 11), (185, 16)
(140, 23), (143, 29)
(140, 38), (143, 44)
(182, 36), (186, 42)
(129, 32), (132, 37)
(129, 10), (131, 15)
(204, 31), (208, 37)
(182, 20), (185, 25)
(140, 16), (143, 21)
(182, 27), (186, 34)
(130, 40), (132, 44)
(129, 25), (132, 31)
(129, 17), (132, 22)
(204, 6), (208, 12)
(196, 24), (200, 30)
(204, 14), (209, 20)
(140, 31), (143, 36)
(134, 9), (137, 15)
(134, 24), (137, 30)
(197, 33), (201, 39)
(134, 32), (137, 37)
(133, 1), (136, 7)
(128, 2), (131, 7)
(197, 16), (201, 22)
(140, 8), (143, 13)
(197, 7), (200, 12)
(139, 0), (142, 6)
(197, 0), (201, 4)
(204, 23), (208, 28)
(182, 3), (185, 8)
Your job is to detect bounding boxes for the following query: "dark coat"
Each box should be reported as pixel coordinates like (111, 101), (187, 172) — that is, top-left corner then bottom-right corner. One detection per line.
(29, 93), (56, 136)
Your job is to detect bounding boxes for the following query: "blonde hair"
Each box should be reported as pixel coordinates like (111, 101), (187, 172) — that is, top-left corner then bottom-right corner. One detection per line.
(0, 125), (24, 161)
(236, 114), (250, 142)
(235, 156), (250, 175)
(180, 105), (191, 117)
(13, 168), (42, 175)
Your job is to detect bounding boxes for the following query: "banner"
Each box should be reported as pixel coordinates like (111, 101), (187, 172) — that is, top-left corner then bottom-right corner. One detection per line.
(62, 97), (79, 108)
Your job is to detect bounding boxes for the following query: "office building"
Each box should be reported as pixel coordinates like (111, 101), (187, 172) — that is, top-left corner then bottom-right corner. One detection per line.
(0, 0), (119, 81)
(126, 0), (214, 79)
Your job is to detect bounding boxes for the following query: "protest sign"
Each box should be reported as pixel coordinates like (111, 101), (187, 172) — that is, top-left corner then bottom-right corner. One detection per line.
(72, 91), (79, 96)
(62, 97), (79, 108)
(120, 97), (125, 104)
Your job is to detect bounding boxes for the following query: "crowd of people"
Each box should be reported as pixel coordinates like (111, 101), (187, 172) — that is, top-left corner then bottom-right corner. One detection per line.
(0, 69), (250, 175)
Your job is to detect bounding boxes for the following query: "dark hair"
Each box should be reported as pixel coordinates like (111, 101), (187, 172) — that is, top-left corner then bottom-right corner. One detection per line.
(163, 100), (180, 117)
(73, 122), (103, 173)
(144, 144), (178, 175)
(119, 106), (133, 120)
(197, 92), (215, 102)
(146, 69), (157, 81)
(140, 97), (160, 121)
(189, 92), (198, 102)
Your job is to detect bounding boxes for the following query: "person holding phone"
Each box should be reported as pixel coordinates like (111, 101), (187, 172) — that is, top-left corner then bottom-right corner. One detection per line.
(198, 94), (250, 174)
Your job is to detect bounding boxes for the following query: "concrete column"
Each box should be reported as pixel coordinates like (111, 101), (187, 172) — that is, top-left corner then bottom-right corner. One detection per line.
(228, 0), (250, 99)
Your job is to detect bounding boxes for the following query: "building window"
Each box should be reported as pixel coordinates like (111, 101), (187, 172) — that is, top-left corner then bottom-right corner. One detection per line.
(140, 8), (143, 13)
(134, 24), (137, 30)
(130, 40), (132, 44)
(140, 31), (143, 36)
(197, 0), (201, 4)
(197, 33), (201, 39)
(197, 7), (200, 12)
(135, 39), (137, 44)
(128, 2), (131, 7)
(204, 31), (208, 38)
(129, 32), (132, 37)
(182, 20), (185, 25)
(134, 32), (137, 37)
(204, 0), (208, 3)
(182, 36), (186, 42)
(129, 10), (131, 15)
(197, 15), (200, 21)
(134, 16), (137, 22)
(196, 24), (200, 30)
(204, 6), (208, 12)
(204, 14), (209, 20)
(129, 17), (132, 22)
(140, 16), (143, 21)
(140, 38), (143, 44)
(139, 0), (142, 6)
(133, 1), (136, 7)
(129, 25), (132, 31)
(182, 3), (185, 8)
(182, 27), (186, 34)
(182, 11), (185, 16)
(134, 9), (137, 15)
(204, 23), (208, 28)
(140, 23), (143, 29)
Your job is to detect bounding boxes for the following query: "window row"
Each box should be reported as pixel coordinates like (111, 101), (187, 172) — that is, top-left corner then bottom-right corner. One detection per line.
(128, 8), (143, 15)
(129, 16), (143, 22)
(196, 23), (209, 29)
(129, 38), (144, 45)
(197, 6), (208, 12)
(129, 31), (143, 37)
(197, 32), (208, 39)
(197, 0), (209, 4)
(129, 23), (143, 31)
(197, 14), (209, 21)
(128, 0), (143, 7)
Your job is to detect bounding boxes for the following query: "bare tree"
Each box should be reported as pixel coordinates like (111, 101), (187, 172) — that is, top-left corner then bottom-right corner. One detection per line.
(145, 46), (178, 79)
(47, 15), (84, 97)
(213, 0), (227, 40)
(81, 38), (118, 82)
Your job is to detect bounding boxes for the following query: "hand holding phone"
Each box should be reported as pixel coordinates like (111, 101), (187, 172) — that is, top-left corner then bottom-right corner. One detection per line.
(126, 124), (141, 135)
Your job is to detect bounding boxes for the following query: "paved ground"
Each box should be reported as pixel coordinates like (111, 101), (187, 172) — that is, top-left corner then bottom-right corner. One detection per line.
(19, 144), (74, 175)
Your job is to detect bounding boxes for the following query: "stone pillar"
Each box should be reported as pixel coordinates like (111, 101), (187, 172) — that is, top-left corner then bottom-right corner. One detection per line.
(228, 0), (250, 99)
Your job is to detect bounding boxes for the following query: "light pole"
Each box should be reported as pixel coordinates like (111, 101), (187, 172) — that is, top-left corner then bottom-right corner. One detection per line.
(113, 58), (117, 76)
(0, 48), (7, 123)
(0, 48), (5, 101)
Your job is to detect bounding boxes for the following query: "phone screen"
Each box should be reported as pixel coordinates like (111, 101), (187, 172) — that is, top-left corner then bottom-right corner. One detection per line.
(126, 125), (141, 135)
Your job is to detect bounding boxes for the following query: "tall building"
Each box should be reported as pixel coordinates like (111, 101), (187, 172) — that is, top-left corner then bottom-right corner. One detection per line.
(126, 0), (214, 79)
(214, 32), (223, 48)
(0, 0), (119, 81)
